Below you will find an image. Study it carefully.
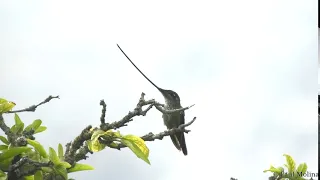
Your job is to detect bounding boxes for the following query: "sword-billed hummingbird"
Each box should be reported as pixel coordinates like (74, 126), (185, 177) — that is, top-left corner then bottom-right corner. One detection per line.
(117, 44), (188, 155)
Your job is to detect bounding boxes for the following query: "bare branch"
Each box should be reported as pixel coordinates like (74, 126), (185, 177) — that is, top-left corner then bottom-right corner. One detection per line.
(64, 125), (92, 165)
(74, 145), (92, 162)
(0, 114), (12, 135)
(0, 114), (20, 146)
(178, 117), (196, 129)
(100, 92), (155, 131)
(100, 100), (107, 124)
(141, 117), (196, 141)
(154, 103), (195, 114)
(8, 95), (59, 113)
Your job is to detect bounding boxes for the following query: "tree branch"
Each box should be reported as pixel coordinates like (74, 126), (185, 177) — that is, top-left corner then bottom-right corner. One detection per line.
(110, 117), (196, 149)
(64, 125), (92, 165)
(9, 157), (52, 179)
(7, 95), (59, 113)
(100, 100), (107, 124)
(3, 93), (196, 179)
(154, 103), (195, 114)
(0, 114), (12, 135)
(72, 117), (196, 160)
(65, 92), (196, 163)
(100, 92), (155, 131)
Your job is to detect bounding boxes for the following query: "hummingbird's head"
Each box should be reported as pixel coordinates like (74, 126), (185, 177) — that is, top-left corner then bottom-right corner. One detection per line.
(159, 89), (181, 107)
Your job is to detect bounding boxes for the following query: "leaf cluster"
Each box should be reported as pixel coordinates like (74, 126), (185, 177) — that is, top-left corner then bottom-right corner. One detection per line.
(0, 98), (93, 180)
(264, 154), (309, 180)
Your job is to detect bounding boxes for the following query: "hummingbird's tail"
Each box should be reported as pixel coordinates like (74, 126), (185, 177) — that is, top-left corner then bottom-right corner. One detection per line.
(170, 135), (181, 151)
(179, 132), (188, 156)
(170, 133), (188, 156)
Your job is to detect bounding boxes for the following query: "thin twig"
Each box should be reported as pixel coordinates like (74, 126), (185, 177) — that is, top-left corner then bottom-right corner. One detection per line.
(154, 103), (195, 114)
(8, 95), (59, 113)
(100, 93), (155, 131)
(100, 100), (107, 124)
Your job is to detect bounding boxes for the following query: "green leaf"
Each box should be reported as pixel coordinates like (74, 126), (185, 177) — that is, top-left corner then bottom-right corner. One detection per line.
(0, 136), (9, 145)
(276, 166), (284, 174)
(10, 125), (18, 134)
(0, 98), (15, 113)
(296, 163), (308, 174)
(107, 142), (119, 148)
(0, 157), (12, 171)
(25, 149), (40, 161)
(14, 113), (24, 128)
(263, 165), (283, 174)
(0, 169), (6, 177)
(58, 144), (64, 160)
(102, 130), (122, 139)
(34, 126), (47, 134)
(24, 119), (42, 132)
(49, 147), (60, 165)
(12, 114), (24, 134)
(27, 139), (48, 158)
(34, 170), (43, 180)
(41, 167), (53, 173)
(54, 164), (68, 180)
(91, 130), (105, 140)
(68, 163), (94, 173)
(87, 130), (107, 152)
(283, 154), (296, 173)
(31, 119), (42, 130)
(121, 135), (150, 165)
(10, 125), (17, 134)
(113, 131), (122, 138)
(59, 161), (71, 169)
(0, 147), (31, 161)
(87, 140), (106, 152)
(0, 145), (8, 151)
(0, 99), (8, 104)
(24, 175), (34, 180)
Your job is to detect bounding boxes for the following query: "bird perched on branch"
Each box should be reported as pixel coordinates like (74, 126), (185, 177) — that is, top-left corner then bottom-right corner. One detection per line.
(117, 44), (188, 155)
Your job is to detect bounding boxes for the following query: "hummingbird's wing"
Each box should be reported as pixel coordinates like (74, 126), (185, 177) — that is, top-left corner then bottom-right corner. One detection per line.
(178, 110), (188, 155)
(163, 111), (187, 155)
(163, 113), (181, 151)
(169, 134), (182, 151)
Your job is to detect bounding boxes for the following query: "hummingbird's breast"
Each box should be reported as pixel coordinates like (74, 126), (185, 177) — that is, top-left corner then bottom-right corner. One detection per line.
(162, 103), (182, 129)
(162, 110), (181, 129)
(164, 99), (181, 110)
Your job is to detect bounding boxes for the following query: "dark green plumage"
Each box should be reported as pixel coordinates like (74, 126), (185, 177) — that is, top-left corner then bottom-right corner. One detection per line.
(161, 89), (187, 155)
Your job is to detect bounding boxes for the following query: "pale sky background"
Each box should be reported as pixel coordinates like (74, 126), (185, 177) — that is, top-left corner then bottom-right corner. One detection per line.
(1, 0), (317, 180)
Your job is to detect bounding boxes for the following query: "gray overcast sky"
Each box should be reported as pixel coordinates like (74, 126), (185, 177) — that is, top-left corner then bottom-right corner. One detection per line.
(1, 0), (317, 179)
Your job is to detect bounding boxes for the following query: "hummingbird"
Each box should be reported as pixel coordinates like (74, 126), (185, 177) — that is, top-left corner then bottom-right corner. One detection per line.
(117, 44), (188, 155)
